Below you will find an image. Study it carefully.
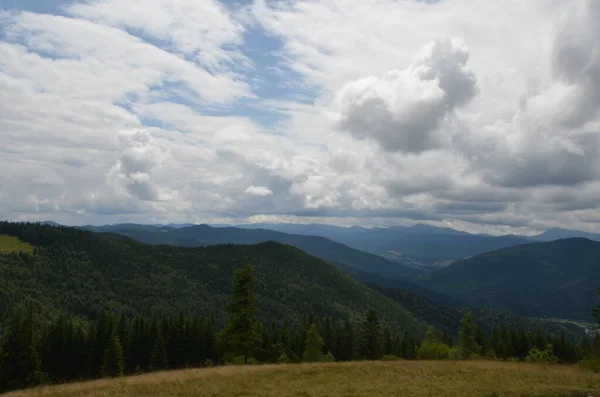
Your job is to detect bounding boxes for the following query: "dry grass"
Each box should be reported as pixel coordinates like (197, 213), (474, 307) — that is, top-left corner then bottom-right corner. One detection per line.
(0, 235), (34, 254)
(4, 361), (600, 397)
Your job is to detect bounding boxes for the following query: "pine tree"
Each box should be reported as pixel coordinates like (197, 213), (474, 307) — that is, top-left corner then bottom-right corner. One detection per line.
(383, 328), (393, 355)
(0, 310), (47, 392)
(117, 314), (132, 372)
(322, 317), (334, 355)
(149, 333), (169, 371)
(458, 311), (480, 359)
(358, 309), (382, 360)
(101, 332), (125, 378)
(219, 264), (262, 363)
(302, 323), (324, 362)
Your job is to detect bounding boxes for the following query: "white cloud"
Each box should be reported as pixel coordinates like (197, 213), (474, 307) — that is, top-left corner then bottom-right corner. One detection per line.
(333, 38), (477, 153)
(245, 186), (273, 196)
(67, 0), (248, 70)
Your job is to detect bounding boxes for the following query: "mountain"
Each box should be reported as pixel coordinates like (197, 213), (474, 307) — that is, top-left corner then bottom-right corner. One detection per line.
(422, 238), (600, 321)
(80, 224), (421, 281)
(369, 284), (591, 337)
(531, 228), (600, 242)
(232, 223), (531, 265)
(0, 221), (426, 333)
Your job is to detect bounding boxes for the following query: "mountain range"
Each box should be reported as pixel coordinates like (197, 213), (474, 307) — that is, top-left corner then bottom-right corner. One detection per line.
(0, 221), (590, 338)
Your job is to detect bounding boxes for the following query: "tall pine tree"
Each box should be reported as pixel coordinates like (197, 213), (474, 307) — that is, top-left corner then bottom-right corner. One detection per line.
(358, 310), (382, 360)
(219, 264), (262, 363)
(458, 311), (480, 359)
(302, 323), (324, 362)
(101, 332), (125, 378)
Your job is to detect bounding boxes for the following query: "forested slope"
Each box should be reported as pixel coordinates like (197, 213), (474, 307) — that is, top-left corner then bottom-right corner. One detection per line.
(0, 222), (426, 333)
(423, 238), (600, 320)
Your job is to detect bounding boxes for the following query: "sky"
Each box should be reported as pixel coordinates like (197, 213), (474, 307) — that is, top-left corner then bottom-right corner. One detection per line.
(0, 0), (599, 235)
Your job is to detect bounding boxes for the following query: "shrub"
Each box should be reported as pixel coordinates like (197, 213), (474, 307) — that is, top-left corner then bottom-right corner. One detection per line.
(277, 353), (290, 364)
(417, 340), (452, 360)
(204, 359), (214, 367)
(246, 357), (258, 365)
(321, 352), (336, 362)
(381, 354), (401, 361)
(525, 344), (558, 364)
(227, 356), (246, 365)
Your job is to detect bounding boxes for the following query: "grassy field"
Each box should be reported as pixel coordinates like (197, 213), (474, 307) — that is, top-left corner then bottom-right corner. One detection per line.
(4, 361), (600, 397)
(0, 234), (34, 254)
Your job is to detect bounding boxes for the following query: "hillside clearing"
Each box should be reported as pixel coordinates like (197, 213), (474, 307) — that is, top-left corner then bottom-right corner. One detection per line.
(0, 235), (33, 254)
(4, 361), (600, 397)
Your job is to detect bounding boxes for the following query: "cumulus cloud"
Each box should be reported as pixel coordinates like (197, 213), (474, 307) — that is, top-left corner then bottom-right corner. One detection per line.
(245, 186), (273, 196)
(468, 0), (600, 188)
(334, 38), (477, 153)
(107, 129), (171, 201)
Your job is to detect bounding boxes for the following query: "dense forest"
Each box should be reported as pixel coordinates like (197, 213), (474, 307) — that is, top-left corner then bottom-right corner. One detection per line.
(423, 238), (600, 320)
(0, 263), (593, 393)
(0, 222), (425, 332)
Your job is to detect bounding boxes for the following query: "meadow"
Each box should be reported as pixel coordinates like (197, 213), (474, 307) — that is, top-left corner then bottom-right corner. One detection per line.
(0, 234), (33, 254)
(4, 361), (600, 397)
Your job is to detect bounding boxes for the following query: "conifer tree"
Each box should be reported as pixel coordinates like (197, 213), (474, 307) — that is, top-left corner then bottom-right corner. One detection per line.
(358, 309), (382, 360)
(219, 264), (262, 363)
(101, 332), (125, 378)
(149, 333), (169, 371)
(458, 311), (479, 359)
(0, 310), (47, 392)
(322, 317), (334, 355)
(302, 323), (325, 362)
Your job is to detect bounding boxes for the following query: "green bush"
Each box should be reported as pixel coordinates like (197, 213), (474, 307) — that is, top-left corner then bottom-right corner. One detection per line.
(204, 359), (214, 367)
(321, 352), (336, 362)
(246, 357), (258, 365)
(277, 353), (290, 364)
(417, 340), (452, 360)
(525, 344), (558, 364)
(381, 354), (401, 361)
(579, 358), (600, 373)
(228, 356), (246, 365)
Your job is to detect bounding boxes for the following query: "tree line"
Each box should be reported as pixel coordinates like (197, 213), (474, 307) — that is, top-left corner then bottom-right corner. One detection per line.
(0, 264), (595, 393)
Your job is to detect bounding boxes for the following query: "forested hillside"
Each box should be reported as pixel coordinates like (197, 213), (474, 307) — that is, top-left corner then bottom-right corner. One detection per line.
(370, 284), (589, 337)
(81, 224), (421, 280)
(0, 222), (425, 333)
(422, 238), (600, 320)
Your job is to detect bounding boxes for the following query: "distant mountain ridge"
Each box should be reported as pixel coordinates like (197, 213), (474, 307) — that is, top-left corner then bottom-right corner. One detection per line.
(80, 223), (422, 281)
(232, 222), (531, 265)
(421, 238), (600, 321)
(39, 220), (600, 265)
(530, 228), (600, 242)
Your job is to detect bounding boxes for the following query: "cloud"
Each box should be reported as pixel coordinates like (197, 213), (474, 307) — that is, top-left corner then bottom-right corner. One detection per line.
(465, 0), (600, 188)
(3, 0), (600, 235)
(67, 0), (249, 70)
(333, 38), (476, 152)
(107, 129), (172, 201)
(245, 186), (273, 196)
(3, 11), (251, 104)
